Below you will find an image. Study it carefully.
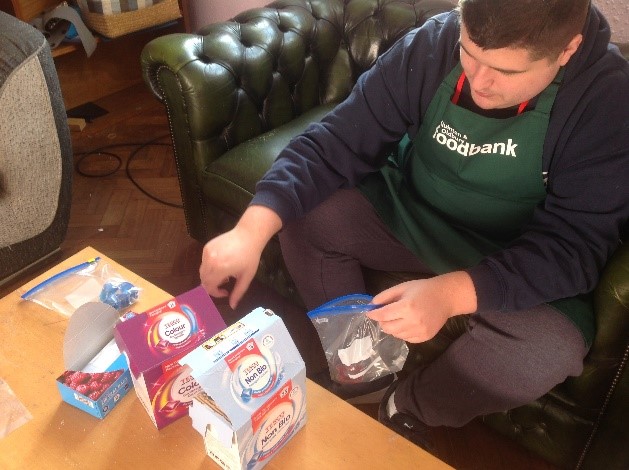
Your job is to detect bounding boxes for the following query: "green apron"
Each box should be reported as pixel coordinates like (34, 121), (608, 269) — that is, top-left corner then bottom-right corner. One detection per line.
(360, 63), (594, 345)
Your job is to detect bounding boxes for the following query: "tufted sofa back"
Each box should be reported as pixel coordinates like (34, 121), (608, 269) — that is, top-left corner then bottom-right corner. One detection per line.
(143, 0), (455, 165)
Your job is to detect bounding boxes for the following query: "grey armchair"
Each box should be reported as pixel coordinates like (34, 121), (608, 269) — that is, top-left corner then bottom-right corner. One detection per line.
(0, 12), (72, 288)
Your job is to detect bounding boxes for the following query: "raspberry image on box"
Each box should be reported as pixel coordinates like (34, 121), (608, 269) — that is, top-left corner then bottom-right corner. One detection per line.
(60, 370), (124, 400)
(56, 302), (134, 419)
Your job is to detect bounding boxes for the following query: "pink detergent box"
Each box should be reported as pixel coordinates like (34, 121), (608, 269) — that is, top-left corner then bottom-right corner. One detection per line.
(113, 285), (226, 429)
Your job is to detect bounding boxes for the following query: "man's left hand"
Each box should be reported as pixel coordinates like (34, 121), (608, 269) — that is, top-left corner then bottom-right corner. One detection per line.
(367, 271), (477, 343)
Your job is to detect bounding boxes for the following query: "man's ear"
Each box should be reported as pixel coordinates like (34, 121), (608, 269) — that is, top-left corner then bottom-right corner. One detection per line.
(557, 34), (583, 66)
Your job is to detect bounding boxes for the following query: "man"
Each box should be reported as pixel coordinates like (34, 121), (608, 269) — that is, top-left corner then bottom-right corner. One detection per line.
(199, 0), (629, 447)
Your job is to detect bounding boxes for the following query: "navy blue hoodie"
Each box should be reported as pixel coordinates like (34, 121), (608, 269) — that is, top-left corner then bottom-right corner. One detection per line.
(252, 7), (629, 314)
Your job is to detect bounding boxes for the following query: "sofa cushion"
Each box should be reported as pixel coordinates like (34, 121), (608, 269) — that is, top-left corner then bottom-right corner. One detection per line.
(0, 51), (62, 246)
(0, 11), (72, 285)
(202, 103), (336, 216)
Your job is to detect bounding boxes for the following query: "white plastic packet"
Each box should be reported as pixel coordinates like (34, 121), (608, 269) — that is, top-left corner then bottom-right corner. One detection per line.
(0, 378), (32, 438)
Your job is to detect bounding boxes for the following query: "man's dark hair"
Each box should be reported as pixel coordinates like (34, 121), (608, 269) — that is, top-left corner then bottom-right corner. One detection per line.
(459, 0), (590, 60)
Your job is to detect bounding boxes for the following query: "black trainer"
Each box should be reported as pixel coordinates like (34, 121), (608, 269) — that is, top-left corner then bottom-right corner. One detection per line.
(312, 371), (396, 405)
(377, 379), (435, 452)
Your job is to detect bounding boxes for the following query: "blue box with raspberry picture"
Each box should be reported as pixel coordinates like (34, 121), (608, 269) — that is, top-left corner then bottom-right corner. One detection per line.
(56, 302), (132, 419)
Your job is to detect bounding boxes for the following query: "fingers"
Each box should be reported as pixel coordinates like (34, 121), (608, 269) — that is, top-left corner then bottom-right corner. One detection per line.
(366, 303), (400, 322)
(199, 249), (222, 289)
(371, 283), (404, 305)
(198, 228), (263, 308)
(199, 239), (240, 298)
(229, 271), (254, 310)
(377, 316), (407, 337)
(378, 318), (429, 343)
(200, 274), (226, 297)
(199, 261), (231, 297)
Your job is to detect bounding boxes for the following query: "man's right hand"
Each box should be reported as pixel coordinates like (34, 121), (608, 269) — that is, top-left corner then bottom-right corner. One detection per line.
(199, 205), (282, 309)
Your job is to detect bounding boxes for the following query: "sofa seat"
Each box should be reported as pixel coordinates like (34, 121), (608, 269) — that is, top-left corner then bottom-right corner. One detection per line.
(203, 104), (335, 217)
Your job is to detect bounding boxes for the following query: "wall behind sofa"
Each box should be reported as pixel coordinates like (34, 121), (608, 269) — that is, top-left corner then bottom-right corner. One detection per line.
(595, 0), (629, 45)
(183, 0), (627, 47)
(183, 0), (270, 32)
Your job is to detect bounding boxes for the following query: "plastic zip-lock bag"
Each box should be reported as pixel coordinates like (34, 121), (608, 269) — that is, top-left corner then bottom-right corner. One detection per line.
(21, 257), (141, 317)
(307, 294), (408, 384)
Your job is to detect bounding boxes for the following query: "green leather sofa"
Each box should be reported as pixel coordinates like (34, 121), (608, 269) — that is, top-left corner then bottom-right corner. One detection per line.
(141, 1), (629, 468)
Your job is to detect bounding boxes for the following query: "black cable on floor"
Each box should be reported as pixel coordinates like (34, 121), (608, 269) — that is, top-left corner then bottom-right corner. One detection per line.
(74, 135), (183, 209)
(75, 151), (122, 177)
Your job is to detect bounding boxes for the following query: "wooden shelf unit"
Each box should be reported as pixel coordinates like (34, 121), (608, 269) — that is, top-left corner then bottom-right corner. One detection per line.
(1, 0), (184, 110)
(1, 0), (59, 22)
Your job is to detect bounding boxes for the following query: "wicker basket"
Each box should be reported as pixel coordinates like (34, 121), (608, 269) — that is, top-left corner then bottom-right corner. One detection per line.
(79, 0), (181, 39)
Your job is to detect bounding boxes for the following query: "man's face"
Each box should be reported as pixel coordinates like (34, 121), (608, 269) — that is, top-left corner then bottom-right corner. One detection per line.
(459, 24), (573, 109)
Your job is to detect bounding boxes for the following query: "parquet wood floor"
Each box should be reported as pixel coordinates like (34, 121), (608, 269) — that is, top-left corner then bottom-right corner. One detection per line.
(37, 83), (560, 470)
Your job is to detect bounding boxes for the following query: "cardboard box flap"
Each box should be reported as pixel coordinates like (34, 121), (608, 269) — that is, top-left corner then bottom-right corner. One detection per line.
(63, 302), (120, 371)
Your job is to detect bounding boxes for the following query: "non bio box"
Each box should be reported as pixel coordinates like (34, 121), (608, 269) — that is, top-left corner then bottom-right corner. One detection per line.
(181, 307), (307, 470)
(56, 302), (133, 419)
(113, 286), (226, 429)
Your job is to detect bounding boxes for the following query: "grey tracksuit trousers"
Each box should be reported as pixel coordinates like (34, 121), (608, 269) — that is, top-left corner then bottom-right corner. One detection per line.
(278, 188), (588, 427)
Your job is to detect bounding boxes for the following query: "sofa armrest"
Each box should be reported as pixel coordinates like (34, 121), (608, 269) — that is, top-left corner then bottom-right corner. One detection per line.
(140, 2), (349, 239)
(577, 241), (629, 468)
(141, 0), (456, 241)
(141, 2), (362, 155)
(593, 241), (629, 361)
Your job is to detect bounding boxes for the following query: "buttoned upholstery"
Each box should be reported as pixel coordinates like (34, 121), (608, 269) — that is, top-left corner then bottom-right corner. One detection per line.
(141, 1), (629, 468)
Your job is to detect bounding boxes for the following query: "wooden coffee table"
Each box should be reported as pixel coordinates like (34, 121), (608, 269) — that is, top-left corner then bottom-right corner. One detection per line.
(0, 247), (452, 469)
